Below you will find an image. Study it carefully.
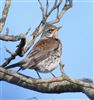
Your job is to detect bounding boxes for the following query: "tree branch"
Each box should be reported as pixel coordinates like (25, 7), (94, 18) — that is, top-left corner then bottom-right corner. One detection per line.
(0, 0), (11, 33)
(1, 1), (93, 99)
(19, 0), (72, 54)
(0, 0), (72, 57)
(38, 0), (45, 22)
(0, 67), (94, 99)
(47, 0), (62, 18)
(0, 34), (25, 41)
(0, 34), (26, 67)
(48, 0), (72, 24)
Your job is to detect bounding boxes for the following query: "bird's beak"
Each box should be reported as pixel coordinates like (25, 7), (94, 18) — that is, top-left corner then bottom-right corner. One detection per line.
(57, 26), (62, 30)
(53, 26), (62, 33)
(54, 26), (62, 32)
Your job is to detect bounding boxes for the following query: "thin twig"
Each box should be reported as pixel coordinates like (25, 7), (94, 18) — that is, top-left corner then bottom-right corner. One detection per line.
(48, 0), (72, 24)
(47, 0), (62, 17)
(0, 34), (25, 41)
(5, 46), (12, 55)
(22, 0), (66, 54)
(0, 0), (11, 33)
(0, 34), (26, 67)
(38, 0), (45, 22)
(45, 0), (49, 16)
(25, 27), (31, 36)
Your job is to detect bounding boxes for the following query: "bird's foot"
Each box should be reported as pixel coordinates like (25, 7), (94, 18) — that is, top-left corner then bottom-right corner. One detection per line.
(36, 71), (42, 79)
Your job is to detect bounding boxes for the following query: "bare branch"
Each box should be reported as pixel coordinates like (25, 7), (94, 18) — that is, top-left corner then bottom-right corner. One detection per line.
(5, 46), (12, 55)
(25, 27), (31, 35)
(0, 0), (92, 99)
(45, 0), (49, 16)
(38, 0), (45, 22)
(22, 0), (72, 54)
(22, 22), (43, 54)
(0, 34), (26, 67)
(47, 0), (62, 18)
(0, 67), (94, 99)
(48, 0), (72, 24)
(0, 23), (46, 67)
(0, 0), (11, 33)
(0, 34), (25, 41)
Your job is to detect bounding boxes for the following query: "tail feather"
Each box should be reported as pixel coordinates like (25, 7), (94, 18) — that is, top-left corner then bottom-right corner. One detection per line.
(5, 62), (22, 69)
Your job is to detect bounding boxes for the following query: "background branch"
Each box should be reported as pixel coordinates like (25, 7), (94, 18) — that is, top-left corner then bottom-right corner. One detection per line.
(0, 0), (11, 33)
(0, 34), (26, 67)
(48, 0), (72, 24)
(0, 34), (25, 41)
(22, 0), (72, 54)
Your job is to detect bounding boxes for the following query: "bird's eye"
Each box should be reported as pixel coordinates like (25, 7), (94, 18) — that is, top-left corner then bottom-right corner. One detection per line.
(48, 30), (52, 33)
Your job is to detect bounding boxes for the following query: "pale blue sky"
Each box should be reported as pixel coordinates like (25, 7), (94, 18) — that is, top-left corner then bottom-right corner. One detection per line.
(0, 0), (93, 100)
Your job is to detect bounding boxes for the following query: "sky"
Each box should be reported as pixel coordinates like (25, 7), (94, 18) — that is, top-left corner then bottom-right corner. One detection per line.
(0, 0), (94, 100)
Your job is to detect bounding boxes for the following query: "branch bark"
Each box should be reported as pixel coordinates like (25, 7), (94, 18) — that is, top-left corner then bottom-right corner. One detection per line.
(48, 0), (72, 24)
(0, 34), (25, 41)
(0, 0), (11, 33)
(0, 67), (94, 100)
(0, 34), (26, 67)
(0, 0), (93, 100)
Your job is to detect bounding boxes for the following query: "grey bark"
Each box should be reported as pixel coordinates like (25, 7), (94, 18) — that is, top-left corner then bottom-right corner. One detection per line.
(0, 67), (94, 100)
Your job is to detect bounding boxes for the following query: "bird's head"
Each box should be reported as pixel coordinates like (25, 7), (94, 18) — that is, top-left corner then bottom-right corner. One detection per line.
(41, 25), (62, 39)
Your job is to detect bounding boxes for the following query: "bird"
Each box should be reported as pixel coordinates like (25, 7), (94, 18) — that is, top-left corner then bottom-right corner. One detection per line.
(5, 25), (62, 78)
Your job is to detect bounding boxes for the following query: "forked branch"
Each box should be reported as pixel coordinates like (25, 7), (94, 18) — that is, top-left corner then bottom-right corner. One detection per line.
(23, 0), (72, 54)
(47, 0), (62, 18)
(0, 0), (72, 57)
(48, 0), (72, 24)
(0, 1), (93, 99)
(0, 34), (26, 67)
(0, 27), (31, 67)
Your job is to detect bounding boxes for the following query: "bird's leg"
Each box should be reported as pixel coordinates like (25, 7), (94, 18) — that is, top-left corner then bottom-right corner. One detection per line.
(35, 70), (42, 79)
(16, 67), (22, 72)
(50, 72), (56, 77)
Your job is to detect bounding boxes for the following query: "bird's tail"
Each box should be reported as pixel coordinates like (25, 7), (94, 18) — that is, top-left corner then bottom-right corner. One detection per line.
(5, 62), (22, 69)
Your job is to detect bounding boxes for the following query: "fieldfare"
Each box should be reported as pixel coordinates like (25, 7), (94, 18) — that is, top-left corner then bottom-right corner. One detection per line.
(6, 25), (62, 78)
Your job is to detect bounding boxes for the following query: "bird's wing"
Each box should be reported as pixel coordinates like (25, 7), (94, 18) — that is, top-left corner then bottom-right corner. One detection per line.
(23, 38), (61, 69)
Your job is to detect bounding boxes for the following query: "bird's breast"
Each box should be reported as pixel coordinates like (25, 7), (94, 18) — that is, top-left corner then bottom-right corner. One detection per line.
(35, 49), (61, 73)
